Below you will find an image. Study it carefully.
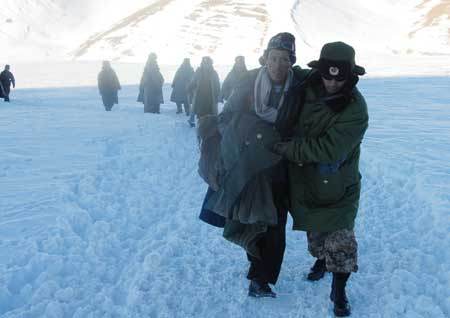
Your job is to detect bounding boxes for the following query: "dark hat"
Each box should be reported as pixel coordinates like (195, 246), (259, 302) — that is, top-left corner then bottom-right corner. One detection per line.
(201, 56), (213, 67)
(265, 32), (296, 64)
(308, 41), (365, 78)
(235, 55), (245, 63)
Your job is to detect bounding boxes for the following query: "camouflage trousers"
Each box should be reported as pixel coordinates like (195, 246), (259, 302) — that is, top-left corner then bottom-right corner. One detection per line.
(307, 229), (358, 273)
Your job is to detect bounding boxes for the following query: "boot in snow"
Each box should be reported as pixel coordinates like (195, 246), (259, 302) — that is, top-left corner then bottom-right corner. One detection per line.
(248, 280), (276, 298)
(330, 272), (351, 317)
(307, 258), (327, 281)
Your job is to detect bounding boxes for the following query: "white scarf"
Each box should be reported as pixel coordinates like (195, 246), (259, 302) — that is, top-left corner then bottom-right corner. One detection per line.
(254, 67), (293, 123)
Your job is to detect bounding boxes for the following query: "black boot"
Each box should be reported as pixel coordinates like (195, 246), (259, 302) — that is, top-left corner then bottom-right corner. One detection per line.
(330, 272), (351, 317)
(307, 258), (327, 281)
(248, 280), (276, 298)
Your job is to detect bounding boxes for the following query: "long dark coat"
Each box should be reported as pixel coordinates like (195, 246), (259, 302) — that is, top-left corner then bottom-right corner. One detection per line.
(138, 65), (164, 113)
(0, 82), (5, 98)
(199, 67), (311, 256)
(170, 63), (194, 104)
(220, 66), (247, 101)
(98, 67), (121, 107)
(189, 67), (220, 117)
(0, 70), (15, 96)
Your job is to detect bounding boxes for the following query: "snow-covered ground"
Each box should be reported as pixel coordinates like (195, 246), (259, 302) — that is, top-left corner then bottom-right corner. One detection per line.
(0, 76), (449, 317)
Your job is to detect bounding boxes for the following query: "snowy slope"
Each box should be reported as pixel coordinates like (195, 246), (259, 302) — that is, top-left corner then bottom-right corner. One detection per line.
(72, 0), (278, 66)
(292, 0), (450, 74)
(0, 77), (449, 317)
(0, 1), (448, 75)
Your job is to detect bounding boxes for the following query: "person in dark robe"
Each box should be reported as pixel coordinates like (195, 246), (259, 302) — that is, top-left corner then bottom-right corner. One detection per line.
(138, 53), (164, 113)
(97, 61), (121, 111)
(170, 58), (195, 115)
(0, 65), (15, 102)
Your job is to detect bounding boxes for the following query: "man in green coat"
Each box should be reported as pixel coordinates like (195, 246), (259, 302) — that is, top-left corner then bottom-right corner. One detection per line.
(274, 42), (368, 316)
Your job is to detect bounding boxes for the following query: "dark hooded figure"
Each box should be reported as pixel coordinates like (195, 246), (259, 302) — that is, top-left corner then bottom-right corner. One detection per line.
(170, 58), (195, 115)
(187, 56), (220, 127)
(97, 61), (121, 111)
(138, 53), (164, 113)
(220, 55), (247, 102)
(0, 65), (15, 102)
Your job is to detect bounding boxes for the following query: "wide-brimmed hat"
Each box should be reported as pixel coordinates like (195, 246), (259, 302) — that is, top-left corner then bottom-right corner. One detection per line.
(308, 42), (365, 79)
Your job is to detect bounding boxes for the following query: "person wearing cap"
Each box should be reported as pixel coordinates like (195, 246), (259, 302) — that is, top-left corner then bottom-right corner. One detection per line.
(220, 55), (248, 102)
(0, 65), (15, 102)
(170, 58), (195, 115)
(97, 61), (121, 111)
(273, 41), (368, 316)
(138, 53), (164, 113)
(198, 32), (310, 298)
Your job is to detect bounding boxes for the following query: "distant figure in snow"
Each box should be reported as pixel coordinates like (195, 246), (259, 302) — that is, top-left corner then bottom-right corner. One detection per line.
(97, 61), (121, 111)
(0, 65), (15, 102)
(187, 56), (220, 127)
(220, 55), (247, 102)
(170, 58), (195, 115)
(138, 53), (164, 113)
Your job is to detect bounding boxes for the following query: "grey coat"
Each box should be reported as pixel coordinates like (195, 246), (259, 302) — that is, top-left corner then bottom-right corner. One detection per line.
(189, 67), (220, 117)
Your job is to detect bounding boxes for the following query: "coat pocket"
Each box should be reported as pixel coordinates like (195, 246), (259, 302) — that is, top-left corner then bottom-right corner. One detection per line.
(306, 162), (347, 206)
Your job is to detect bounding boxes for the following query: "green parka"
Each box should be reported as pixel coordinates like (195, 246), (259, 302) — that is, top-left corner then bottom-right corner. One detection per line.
(284, 72), (369, 232)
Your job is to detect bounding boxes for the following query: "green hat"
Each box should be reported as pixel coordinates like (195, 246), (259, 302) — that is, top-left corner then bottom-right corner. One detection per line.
(308, 41), (365, 76)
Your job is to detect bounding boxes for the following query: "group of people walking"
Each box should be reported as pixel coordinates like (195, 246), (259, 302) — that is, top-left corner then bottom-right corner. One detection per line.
(97, 32), (369, 317)
(197, 32), (368, 317)
(2, 30), (369, 316)
(96, 53), (248, 129)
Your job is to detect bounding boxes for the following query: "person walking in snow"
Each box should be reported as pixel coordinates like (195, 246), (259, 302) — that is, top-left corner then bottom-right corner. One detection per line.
(97, 61), (121, 111)
(198, 33), (310, 298)
(273, 41), (369, 316)
(138, 53), (164, 113)
(187, 56), (220, 127)
(170, 58), (195, 115)
(0, 65), (15, 102)
(220, 55), (247, 102)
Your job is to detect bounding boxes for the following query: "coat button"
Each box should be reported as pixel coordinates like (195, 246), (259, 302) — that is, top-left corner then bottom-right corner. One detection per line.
(323, 179), (329, 184)
(256, 133), (262, 139)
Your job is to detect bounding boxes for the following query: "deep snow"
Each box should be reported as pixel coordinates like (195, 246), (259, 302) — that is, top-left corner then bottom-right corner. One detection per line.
(0, 76), (449, 317)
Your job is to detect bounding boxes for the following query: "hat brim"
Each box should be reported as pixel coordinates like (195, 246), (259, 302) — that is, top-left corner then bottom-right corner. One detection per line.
(353, 65), (365, 76)
(307, 60), (365, 76)
(307, 60), (320, 69)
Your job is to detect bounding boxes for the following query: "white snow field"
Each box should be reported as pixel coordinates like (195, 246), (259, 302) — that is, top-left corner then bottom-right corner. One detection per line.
(0, 76), (449, 317)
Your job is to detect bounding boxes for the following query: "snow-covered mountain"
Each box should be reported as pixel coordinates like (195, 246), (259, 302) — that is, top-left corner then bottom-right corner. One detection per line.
(0, 0), (449, 75)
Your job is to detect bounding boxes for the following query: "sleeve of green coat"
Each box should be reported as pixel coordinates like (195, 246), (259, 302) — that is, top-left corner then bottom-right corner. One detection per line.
(287, 95), (369, 164)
